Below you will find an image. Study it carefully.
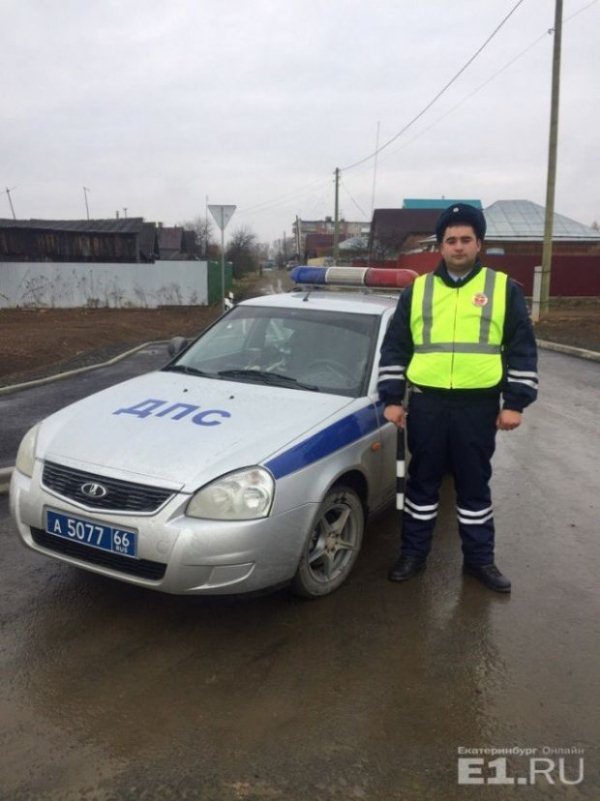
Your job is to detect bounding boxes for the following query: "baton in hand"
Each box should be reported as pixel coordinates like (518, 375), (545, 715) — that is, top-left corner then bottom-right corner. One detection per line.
(396, 424), (405, 512)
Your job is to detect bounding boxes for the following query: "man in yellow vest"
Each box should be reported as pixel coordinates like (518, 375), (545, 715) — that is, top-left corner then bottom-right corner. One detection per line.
(378, 203), (538, 592)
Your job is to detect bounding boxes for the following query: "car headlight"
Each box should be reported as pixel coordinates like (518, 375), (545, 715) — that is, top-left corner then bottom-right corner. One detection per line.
(186, 466), (275, 520)
(15, 424), (40, 478)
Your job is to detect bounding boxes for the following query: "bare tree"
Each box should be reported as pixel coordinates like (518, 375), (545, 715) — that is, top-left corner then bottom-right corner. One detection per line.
(371, 230), (406, 259)
(226, 225), (259, 279)
(181, 215), (215, 258)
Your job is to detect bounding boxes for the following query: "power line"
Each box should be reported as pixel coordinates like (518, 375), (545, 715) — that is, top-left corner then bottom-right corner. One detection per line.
(364, 32), (549, 170)
(236, 175), (332, 217)
(346, 0), (598, 177)
(340, 0), (528, 172)
(340, 177), (368, 218)
(236, 0), (598, 228)
(240, 0), (530, 220)
(566, 0), (599, 21)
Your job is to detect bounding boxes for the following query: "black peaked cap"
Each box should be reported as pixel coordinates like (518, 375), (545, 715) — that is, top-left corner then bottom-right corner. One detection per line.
(435, 203), (486, 242)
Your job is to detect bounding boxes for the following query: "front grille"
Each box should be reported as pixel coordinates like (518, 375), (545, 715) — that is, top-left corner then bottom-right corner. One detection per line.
(31, 528), (167, 580)
(42, 461), (174, 512)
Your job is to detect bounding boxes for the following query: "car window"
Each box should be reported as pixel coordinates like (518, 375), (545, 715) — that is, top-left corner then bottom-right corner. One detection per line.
(171, 305), (380, 397)
(264, 319), (291, 349)
(196, 317), (252, 360)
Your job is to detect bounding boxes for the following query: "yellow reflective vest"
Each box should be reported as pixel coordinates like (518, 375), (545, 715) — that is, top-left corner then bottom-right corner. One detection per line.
(407, 267), (508, 389)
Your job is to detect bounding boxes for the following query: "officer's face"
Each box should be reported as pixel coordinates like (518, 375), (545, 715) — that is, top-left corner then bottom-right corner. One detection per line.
(440, 225), (481, 274)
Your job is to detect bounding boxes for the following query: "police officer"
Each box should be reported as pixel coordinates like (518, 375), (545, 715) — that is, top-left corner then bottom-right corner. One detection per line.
(378, 203), (538, 592)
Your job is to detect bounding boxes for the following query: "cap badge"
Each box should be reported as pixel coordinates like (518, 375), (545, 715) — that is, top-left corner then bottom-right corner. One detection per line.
(472, 293), (488, 307)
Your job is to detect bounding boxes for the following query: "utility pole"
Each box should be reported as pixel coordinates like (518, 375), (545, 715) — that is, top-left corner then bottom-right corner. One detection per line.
(333, 167), (340, 263)
(83, 186), (90, 220)
(5, 187), (16, 219)
(295, 215), (301, 261)
(368, 122), (381, 268)
(539, 0), (563, 317)
(205, 194), (209, 257)
(370, 121), (380, 219)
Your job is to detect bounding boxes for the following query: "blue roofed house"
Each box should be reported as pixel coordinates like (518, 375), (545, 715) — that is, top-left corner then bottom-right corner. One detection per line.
(403, 198), (482, 210)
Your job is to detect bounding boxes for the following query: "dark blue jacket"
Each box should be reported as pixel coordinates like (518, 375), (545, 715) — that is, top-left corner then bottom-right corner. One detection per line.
(378, 261), (538, 412)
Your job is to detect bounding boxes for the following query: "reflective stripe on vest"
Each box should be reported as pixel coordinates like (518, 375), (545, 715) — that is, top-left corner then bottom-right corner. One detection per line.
(407, 268), (507, 389)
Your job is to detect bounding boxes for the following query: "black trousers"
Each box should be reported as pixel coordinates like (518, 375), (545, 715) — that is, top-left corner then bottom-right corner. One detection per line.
(402, 391), (500, 565)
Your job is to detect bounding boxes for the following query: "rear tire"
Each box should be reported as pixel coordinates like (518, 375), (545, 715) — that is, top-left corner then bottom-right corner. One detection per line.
(291, 484), (364, 599)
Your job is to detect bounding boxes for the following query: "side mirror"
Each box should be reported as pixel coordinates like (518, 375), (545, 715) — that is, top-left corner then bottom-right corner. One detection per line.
(168, 336), (189, 357)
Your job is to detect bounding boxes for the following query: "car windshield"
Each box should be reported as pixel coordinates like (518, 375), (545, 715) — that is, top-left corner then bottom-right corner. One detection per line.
(166, 305), (380, 397)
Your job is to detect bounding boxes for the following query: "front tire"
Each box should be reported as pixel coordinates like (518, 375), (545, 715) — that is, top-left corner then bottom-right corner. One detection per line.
(291, 484), (364, 599)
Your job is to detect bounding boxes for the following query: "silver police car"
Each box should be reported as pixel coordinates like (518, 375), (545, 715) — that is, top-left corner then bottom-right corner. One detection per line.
(10, 267), (415, 598)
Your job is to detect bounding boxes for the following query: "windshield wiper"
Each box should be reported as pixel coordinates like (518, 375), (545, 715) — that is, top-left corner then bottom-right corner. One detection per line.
(163, 364), (214, 378)
(216, 369), (320, 392)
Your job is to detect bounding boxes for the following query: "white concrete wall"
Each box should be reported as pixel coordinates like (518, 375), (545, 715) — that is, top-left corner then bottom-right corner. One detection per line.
(0, 261), (209, 308)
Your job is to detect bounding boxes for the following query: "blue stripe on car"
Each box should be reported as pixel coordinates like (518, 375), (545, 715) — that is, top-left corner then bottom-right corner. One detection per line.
(265, 404), (381, 479)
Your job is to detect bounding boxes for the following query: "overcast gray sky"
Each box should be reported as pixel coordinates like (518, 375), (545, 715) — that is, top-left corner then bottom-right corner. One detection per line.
(2, 0), (598, 244)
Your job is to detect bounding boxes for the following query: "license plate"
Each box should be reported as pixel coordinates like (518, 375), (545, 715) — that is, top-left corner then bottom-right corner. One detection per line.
(46, 510), (137, 559)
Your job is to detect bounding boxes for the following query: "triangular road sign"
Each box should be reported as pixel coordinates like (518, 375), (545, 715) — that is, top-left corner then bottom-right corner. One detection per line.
(208, 204), (236, 231)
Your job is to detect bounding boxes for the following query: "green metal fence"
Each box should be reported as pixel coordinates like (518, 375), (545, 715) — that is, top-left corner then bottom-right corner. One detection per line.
(207, 261), (233, 305)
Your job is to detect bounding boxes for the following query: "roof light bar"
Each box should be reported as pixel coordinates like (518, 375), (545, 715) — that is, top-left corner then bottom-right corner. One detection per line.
(291, 265), (418, 289)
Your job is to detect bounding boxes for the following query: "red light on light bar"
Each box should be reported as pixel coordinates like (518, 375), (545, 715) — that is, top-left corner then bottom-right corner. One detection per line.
(365, 268), (417, 288)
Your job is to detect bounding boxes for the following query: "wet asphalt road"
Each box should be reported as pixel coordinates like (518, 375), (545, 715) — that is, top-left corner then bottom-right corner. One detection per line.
(0, 349), (599, 800)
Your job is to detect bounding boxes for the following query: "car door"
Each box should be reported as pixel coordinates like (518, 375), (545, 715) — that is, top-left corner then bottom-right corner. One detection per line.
(368, 309), (399, 512)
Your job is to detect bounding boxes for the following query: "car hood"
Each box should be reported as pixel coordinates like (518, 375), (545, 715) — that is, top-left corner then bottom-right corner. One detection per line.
(36, 370), (355, 491)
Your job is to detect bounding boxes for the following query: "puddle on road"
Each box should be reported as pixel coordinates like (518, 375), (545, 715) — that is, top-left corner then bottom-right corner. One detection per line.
(260, 278), (286, 295)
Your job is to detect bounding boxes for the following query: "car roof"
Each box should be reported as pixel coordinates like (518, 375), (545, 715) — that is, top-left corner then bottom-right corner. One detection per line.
(239, 289), (399, 316)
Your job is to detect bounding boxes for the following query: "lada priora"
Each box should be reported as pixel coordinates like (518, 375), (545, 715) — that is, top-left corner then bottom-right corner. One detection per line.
(10, 269), (411, 598)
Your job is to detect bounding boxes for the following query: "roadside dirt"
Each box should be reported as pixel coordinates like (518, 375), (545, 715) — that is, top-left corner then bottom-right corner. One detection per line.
(0, 270), (294, 387)
(0, 305), (221, 386)
(0, 269), (597, 388)
(532, 302), (600, 351)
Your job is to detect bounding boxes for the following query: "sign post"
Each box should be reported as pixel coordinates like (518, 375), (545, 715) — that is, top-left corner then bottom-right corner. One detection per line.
(208, 204), (236, 312)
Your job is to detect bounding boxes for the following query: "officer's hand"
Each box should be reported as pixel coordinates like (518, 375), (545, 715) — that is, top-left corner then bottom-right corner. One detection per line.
(384, 404), (406, 429)
(497, 409), (522, 431)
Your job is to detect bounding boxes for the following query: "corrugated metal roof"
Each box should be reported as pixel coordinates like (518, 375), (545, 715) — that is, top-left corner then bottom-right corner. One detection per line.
(484, 200), (600, 240)
(0, 218), (147, 234)
(403, 198), (482, 209)
(338, 236), (368, 251)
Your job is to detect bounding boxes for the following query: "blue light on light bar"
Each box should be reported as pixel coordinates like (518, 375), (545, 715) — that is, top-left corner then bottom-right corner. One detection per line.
(290, 266), (327, 284)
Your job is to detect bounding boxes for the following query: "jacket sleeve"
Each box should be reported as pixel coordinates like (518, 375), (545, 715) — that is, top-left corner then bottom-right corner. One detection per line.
(377, 285), (414, 406)
(502, 280), (538, 412)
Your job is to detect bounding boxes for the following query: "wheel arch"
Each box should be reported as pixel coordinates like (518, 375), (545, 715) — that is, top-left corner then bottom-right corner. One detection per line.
(329, 469), (369, 518)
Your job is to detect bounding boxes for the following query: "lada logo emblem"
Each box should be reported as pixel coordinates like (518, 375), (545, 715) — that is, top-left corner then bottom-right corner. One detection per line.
(80, 482), (108, 499)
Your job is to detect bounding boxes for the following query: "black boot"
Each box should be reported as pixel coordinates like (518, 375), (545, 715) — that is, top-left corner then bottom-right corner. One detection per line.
(463, 563), (511, 593)
(388, 555), (427, 583)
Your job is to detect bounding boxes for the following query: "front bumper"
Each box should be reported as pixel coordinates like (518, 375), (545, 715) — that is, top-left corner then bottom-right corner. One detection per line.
(10, 465), (317, 595)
